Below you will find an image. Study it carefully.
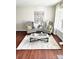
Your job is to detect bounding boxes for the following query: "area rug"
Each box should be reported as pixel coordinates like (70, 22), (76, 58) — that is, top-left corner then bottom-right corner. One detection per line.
(17, 35), (61, 50)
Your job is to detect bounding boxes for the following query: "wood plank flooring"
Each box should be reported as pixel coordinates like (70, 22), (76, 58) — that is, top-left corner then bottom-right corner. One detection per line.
(16, 31), (63, 59)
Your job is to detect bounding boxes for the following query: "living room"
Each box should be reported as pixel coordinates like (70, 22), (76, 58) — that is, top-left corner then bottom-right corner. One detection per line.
(1, 0), (79, 59)
(16, 0), (63, 59)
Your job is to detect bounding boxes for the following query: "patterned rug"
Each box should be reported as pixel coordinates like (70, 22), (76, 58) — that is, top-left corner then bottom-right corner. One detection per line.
(17, 35), (61, 50)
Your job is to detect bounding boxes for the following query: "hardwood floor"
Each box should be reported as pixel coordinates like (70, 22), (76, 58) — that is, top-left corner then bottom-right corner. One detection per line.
(16, 31), (63, 59)
(16, 31), (27, 48)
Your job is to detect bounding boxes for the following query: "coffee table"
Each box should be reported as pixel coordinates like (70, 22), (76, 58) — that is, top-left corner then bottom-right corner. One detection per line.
(29, 32), (49, 42)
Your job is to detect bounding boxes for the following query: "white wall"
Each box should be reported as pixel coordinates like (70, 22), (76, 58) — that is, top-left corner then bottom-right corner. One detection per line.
(16, 6), (55, 31)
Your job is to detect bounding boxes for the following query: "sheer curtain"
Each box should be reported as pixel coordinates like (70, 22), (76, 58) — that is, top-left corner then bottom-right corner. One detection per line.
(54, 3), (63, 35)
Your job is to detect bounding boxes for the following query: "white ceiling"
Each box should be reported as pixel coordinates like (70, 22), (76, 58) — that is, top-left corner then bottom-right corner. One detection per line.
(16, 0), (62, 7)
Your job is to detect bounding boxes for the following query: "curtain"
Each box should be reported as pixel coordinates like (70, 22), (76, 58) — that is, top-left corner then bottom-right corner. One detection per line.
(54, 3), (63, 35)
